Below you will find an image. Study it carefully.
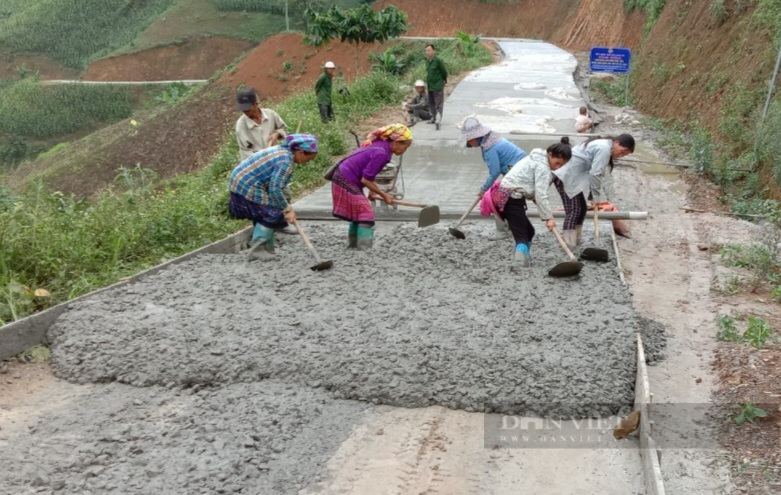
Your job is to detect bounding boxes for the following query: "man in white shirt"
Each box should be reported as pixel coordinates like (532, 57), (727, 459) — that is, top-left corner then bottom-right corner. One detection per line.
(235, 87), (288, 160)
(235, 87), (297, 234)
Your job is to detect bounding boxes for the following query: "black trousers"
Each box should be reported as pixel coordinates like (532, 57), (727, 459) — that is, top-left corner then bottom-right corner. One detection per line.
(503, 197), (535, 245)
(318, 104), (334, 123)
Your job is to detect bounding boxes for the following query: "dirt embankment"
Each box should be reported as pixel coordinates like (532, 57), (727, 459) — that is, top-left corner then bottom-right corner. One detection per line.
(376, 0), (645, 50)
(632, 0), (771, 130)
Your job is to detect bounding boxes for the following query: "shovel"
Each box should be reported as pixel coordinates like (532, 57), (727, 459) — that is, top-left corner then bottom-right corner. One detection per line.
(291, 219), (333, 271)
(549, 228), (584, 278)
(393, 200), (440, 228)
(448, 196), (482, 239)
(580, 206), (609, 262)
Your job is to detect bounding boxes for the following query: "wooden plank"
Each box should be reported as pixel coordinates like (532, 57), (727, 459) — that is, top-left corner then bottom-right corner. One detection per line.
(636, 334), (667, 495)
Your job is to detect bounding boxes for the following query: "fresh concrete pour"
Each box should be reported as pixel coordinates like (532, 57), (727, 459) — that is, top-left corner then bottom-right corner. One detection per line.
(50, 223), (665, 416)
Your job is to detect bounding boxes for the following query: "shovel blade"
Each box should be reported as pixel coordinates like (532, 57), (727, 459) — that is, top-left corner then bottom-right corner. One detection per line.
(417, 205), (440, 228)
(448, 227), (466, 239)
(310, 260), (334, 271)
(580, 247), (609, 262)
(548, 261), (583, 278)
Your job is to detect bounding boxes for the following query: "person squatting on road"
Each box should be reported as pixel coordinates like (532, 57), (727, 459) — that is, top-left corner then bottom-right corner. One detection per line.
(331, 124), (413, 250)
(405, 80), (432, 126)
(234, 87), (297, 234)
(425, 44), (447, 125)
(552, 134), (635, 250)
(489, 138), (572, 268)
(228, 134), (319, 261)
(462, 117), (527, 241)
(315, 61), (336, 123)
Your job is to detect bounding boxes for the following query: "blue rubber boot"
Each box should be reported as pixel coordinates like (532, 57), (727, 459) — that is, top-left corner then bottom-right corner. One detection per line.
(347, 222), (358, 249)
(513, 242), (531, 268)
(356, 225), (375, 250)
(248, 224), (276, 261)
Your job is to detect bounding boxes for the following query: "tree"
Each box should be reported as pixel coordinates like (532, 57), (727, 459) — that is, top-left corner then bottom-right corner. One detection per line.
(304, 4), (409, 74)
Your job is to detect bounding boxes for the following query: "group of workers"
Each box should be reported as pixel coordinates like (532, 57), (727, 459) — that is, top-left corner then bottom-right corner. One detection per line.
(228, 65), (635, 267)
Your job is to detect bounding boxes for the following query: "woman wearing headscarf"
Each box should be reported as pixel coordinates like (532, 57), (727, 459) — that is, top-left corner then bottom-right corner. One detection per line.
(228, 134), (319, 261)
(552, 134), (635, 249)
(331, 124), (413, 249)
(491, 138), (572, 268)
(462, 117), (527, 241)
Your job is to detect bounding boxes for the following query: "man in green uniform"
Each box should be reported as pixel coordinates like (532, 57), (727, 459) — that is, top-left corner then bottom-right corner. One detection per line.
(425, 44), (447, 129)
(315, 61), (336, 123)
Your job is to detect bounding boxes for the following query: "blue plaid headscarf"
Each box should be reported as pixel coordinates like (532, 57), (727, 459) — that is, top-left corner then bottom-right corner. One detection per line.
(284, 133), (319, 153)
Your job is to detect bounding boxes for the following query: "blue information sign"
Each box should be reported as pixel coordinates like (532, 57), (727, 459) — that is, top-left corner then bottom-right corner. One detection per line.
(589, 47), (631, 74)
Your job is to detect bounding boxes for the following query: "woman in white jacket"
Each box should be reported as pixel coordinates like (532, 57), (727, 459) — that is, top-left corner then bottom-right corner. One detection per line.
(552, 134), (635, 249)
(492, 138), (572, 268)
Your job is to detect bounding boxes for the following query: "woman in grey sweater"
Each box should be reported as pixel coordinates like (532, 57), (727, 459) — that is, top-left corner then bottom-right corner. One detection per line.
(552, 134), (635, 249)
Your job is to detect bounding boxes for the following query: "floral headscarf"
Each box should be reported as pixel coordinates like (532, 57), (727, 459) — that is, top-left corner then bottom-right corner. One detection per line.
(284, 133), (319, 153)
(361, 124), (413, 147)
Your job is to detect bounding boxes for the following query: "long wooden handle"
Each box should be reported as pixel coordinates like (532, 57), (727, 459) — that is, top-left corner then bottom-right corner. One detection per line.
(593, 204), (600, 243)
(295, 121), (302, 133)
(552, 228), (577, 261)
(455, 197), (482, 227)
(291, 219), (322, 263)
(393, 200), (429, 208)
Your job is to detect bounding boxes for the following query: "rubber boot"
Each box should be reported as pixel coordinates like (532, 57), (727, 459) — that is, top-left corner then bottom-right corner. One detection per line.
(513, 243), (532, 268)
(575, 225), (583, 246)
(562, 229), (577, 251)
(247, 224), (276, 262)
(356, 225), (375, 250)
(347, 222), (358, 249)
(488, 216), (510, 241)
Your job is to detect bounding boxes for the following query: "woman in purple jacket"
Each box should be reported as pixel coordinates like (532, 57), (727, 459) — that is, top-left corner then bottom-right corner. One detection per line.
(331, 124), (413, 249)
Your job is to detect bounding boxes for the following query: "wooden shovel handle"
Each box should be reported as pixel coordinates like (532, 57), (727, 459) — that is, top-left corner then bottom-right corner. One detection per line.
(291, 219), (322, 263)
(455, 197), (482, 227)
(552, 228), (577, 261)
(593, 204), (600, 243)
(393, 200), (429, 208)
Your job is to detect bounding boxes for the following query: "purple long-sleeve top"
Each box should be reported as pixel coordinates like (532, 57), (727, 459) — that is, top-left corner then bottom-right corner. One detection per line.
(337, 140), (392, 187)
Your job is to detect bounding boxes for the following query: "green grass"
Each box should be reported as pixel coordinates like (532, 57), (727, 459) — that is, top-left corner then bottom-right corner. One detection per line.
(0, 0), (175, 69)
(0, 38), (493, 324)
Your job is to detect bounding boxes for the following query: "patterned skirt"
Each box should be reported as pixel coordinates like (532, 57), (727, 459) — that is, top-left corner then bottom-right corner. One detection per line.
(331, 170), (375, 225)
(228, 192), (285, 228)
(491, 186), (513, 216)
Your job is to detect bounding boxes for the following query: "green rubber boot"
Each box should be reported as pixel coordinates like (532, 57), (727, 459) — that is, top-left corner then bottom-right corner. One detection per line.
(347, 222), (358, 249)
(356, 225), (375, 250)
(247, 224), (276, 262)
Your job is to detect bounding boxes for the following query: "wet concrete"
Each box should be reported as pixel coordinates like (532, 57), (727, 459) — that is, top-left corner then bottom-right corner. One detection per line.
(50, 223), (665, 415)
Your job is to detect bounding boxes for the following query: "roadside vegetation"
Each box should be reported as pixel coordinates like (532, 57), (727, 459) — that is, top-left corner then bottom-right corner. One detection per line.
(0, 37), (491, 324)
